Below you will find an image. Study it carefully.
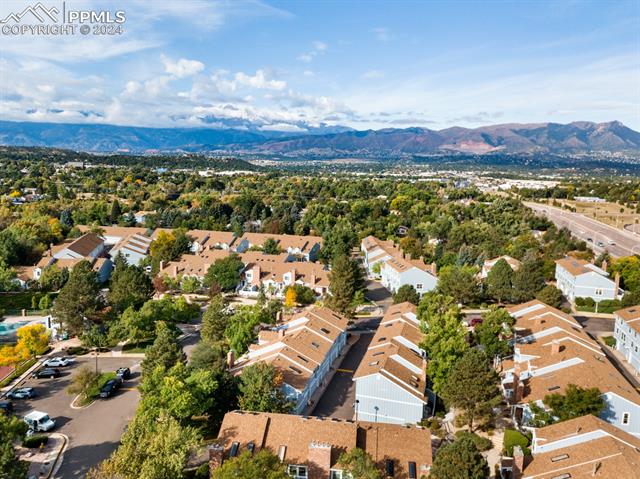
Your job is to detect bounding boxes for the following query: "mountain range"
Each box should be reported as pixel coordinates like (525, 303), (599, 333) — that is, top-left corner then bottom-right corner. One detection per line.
(1, 120), (639, 158)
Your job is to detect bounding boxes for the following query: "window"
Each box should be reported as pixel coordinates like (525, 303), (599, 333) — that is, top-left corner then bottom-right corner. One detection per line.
(297, 355), (309, 363)
(247, 443), (255, 454)
(311, 341), (320, 349)
(229, 442), (240, 457)
(330, 470), (350, 479)
(416, 283), (423, 290)
(547, 386), (560, 392)
(408, 462), (417, 479)
(622, 412), (630, 425)
(288, 365), (302, 375)
(277, 445), (287, 461)
(385, 460), (394, 477)
(595, 288), (603, 296)
(288, 465), (308, 478)
(320, 328), (330, 335)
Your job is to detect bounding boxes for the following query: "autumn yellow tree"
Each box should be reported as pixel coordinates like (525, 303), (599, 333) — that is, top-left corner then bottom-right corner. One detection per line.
(0, 345), (27, 370)
(284, 287), (297, 308)
(16, 323), (50, 359)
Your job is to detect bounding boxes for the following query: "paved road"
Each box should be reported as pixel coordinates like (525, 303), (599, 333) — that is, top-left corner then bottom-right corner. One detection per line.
(525, 202), (640, 258)
(573, 315), (614, 336)
(364, 279), (393, 312)
(7, 356), (141, 478)
(311, 333), (373, 419)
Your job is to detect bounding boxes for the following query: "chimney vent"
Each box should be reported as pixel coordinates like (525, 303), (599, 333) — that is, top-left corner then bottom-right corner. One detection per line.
(226, 350), (235, 369)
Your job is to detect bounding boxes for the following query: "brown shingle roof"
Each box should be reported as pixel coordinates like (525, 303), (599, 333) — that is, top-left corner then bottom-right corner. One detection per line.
(217, 411), (432, 479)
(555, 257), (592, 277)
(524, 415), (640, 479)
(65, 233), (103, 257)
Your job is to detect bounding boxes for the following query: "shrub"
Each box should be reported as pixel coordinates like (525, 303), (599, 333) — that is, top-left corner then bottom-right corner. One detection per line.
(455, 430), (492, 452)
(602, 336), (616, 347)
(23, 434), (48, 448)
(503, 429), (531, 456)
(66, 346), (88, 356)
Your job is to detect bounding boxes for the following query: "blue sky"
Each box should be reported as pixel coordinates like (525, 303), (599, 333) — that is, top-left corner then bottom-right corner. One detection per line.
(1, 0), (638, 131)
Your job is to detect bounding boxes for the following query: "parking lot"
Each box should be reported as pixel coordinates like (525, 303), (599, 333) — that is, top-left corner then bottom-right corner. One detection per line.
(6, 356), (141, 478)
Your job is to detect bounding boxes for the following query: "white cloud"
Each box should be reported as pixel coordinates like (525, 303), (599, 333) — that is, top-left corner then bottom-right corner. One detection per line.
(234, 70), (287, 90)
(297, 40), (328, 62)
(162, 56), (205, 78)
(312, 41), (328, 51)
(362, 70), (384, 79)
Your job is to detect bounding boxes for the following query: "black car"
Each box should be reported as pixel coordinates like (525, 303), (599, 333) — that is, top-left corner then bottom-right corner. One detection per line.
(32, 368), (61, 379)
(99, 378), (122, 398)
(0, 400), (13, 412)
(116, 367), (131, 380)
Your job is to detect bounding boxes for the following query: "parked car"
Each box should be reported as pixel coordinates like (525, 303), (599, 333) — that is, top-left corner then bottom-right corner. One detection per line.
(43, 357), (73, 368)
(32, 368), (61, 379)
(608, 239), (616, 245)
(23, 411), (56, 432)
(0, 400), (14, 413)
(116, 367), (131, 380)
(100, 378), (122, 398)
(7, 387), (36, 400)
(596, 241), (604, 247)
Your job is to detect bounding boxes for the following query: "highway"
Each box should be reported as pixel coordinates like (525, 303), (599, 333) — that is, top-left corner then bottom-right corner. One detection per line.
(524, 202), (640, 258)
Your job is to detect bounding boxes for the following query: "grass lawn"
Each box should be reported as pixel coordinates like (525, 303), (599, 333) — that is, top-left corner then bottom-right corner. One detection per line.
(77, 371), (117, 406)
(0, 292), (58, 315)
(122, 339), (154, 353)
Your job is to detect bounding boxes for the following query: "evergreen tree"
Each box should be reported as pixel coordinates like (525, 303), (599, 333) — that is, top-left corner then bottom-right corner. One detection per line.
(441, 349), (502, 430)
(485, 259), (513, 303)
(474, 307), (514, 358)
(51, 260), (100, 335)
(437, 265), (481, 305)
(204, 254), (245, 291)
(201, 294), (229, 344)
(0, 411), (29, 478)
(512, 256), (545, 302)
(326, 255), (364, 318)
(535, 284), (564, 308)
(109, 263), (153, 313)
(430, 435), (489, 479)
(141, 321), (186, 376)
(110, 200), (122, 223)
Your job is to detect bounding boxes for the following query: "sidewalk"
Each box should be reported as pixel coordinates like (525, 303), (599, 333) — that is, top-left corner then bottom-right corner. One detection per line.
(19, 433), (67, 479)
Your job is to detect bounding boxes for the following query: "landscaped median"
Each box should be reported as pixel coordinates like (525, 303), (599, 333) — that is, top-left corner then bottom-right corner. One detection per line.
(69, 368), (117, 408)
(0, 357), (37, 388)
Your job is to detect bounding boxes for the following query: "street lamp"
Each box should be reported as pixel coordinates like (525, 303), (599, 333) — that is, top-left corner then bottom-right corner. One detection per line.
(374, 406), (379, 423)
(354, 399), (359, 421)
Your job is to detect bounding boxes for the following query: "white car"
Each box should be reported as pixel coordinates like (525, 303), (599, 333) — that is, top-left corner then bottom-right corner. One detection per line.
(23, 411), (56, 432)
(43, 357), (73, 367)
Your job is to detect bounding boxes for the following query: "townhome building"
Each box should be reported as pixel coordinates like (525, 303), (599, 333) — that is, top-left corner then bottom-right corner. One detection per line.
(187, 229), (237, 253)
(158, 249), (232, 281)
(501, 415), (640, 479)
(110, 233), (153, 266)
(353, 302), (430, 425)
(614, 305), (640, 374)
(233, 232), (323, 261)
(501, 300), (640, 438)
(78, 225), (148, 246)
(380, 256), (438, 297)
(212, 411), (432, 479)
(229, 307), (348, 414)
(53, 233), (104, 260)
(360, 236), (402, 275)
(480, 255), (522, 279)
(239, 252), (330, 298)
(555, 257), (623, 303)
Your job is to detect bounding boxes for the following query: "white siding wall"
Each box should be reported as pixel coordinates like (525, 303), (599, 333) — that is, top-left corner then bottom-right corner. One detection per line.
(614, 316), (640, 373)
(354, 374), (425, 425)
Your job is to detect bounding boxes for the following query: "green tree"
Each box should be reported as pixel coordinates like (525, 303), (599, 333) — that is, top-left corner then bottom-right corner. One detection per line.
(430, 435), (489, 479)
(437, 265), (481, 305)
(141, 321), (186, 376)
(326, 255), (364, 318)
(204, 254), (244, 291)
(0, 262), (17, 292)
(110, 200), (122, 223)
(0, 410), (29, 478)
(109, 263), (153, 313)
(441, 349), (502, 430)
(485, 259), (513, 303)
(89, 410), (200, 479)
(262, 238), (282, 255)
(337, 448), (382, 479)
(66, 365), (101, 402)
(392, 284), (420, 305)
(544, 384), (605, 422)
(512, 256), (545, 302)
(51, 260), (100, 335)
(189, 341), (227, 372)
(535, 285), (564, 308)
(201, 294), (229, 344)
(420, 299), (469, 395)
(238, 362), (292, 413)
(212, 450), (288, 479)
(225, 305), (269, 354)
(38, 264), (68, 291)
(474, 307), (514, 358)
